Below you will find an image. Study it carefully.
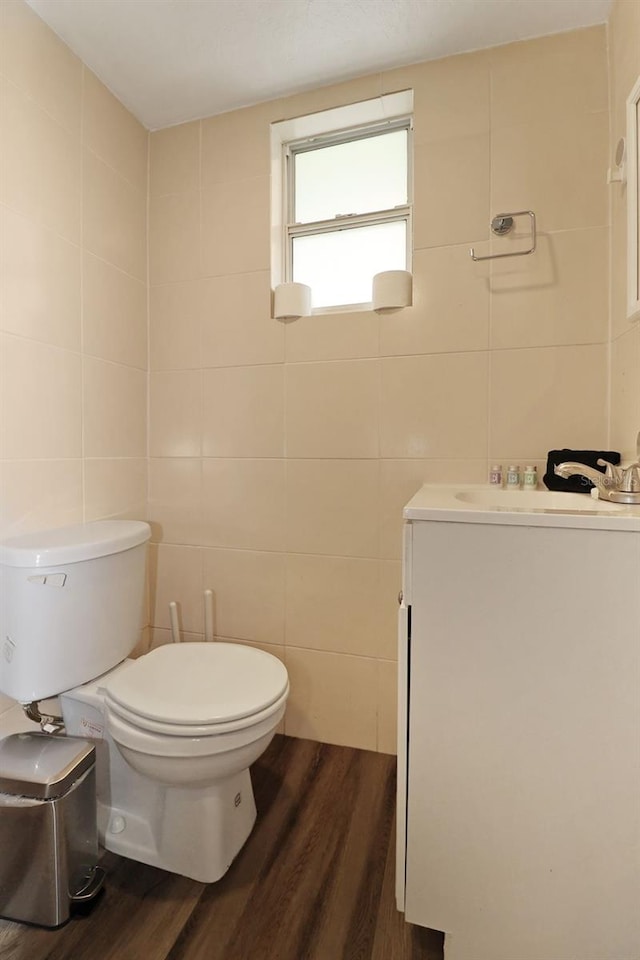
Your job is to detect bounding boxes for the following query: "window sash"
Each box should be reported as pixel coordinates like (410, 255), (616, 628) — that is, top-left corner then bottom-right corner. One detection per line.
(281, 116), (413, 305)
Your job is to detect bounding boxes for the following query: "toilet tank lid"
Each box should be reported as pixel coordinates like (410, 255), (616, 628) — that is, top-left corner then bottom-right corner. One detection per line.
(0, 520), (151, 568)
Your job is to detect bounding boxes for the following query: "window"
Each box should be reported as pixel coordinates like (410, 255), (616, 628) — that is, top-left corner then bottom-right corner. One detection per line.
(271, 92), (413, 313)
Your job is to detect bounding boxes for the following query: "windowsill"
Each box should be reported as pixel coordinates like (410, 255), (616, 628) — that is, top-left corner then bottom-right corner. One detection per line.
(310, 301), (374, 316)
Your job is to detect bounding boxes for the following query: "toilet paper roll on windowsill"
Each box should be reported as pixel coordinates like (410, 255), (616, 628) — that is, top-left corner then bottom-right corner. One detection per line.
(372, 270), (412, 314)
(273, 282), (311, 320)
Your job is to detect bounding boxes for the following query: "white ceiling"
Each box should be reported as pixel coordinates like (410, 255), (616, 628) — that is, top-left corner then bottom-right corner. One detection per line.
(26, 0), (613, 130)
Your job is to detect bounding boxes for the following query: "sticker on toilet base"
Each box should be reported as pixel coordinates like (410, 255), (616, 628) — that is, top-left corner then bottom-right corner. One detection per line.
(80, 716), (104, 739)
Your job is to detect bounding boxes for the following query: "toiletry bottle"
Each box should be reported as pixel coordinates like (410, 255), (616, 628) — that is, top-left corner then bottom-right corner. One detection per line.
(489, 464), (503, 486)
(523, 465), (537, 490)
(506, 464), (520, 489)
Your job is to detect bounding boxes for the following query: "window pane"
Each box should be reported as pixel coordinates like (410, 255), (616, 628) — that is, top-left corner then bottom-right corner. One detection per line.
(292, 220), (407, 309)
(293, 129), (407, 224)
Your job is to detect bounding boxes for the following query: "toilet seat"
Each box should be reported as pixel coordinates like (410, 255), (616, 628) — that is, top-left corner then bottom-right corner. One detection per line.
(104, 641), (288, 736)
(106, 685), (289, 737)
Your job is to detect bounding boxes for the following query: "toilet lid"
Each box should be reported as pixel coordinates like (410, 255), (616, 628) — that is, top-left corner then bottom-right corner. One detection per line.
(104, 642), (289, 726)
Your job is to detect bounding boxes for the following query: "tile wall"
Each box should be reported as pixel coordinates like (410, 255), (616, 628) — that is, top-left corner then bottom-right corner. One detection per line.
(0, 1), (149, 709)
(609, 0), (640, 456)
(147, 25), (610, 752)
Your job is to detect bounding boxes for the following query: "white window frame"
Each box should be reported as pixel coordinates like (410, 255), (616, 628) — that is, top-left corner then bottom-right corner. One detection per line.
(270, 91), (414, 314)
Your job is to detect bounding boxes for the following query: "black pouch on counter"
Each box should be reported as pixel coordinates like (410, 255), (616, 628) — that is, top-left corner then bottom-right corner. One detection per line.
(543, 449), (621, 493)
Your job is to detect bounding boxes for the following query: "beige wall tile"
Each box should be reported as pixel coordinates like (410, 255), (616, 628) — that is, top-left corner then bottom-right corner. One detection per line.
(0, 334), (81, 459)
(149, 627), (204, 649)
(0, 205), (81, 349)
(413, 134), (490, 249)
(202, 364), (284, 458)
(383, 49), (490, 145)
(0, 459), (83, 538)
(201, 458), (286, 551)
(610, 190), (628, 341)
(490, 27), (607, 130)
(285, 554), (387, 657)
(83, 69), (148, 190)
(200, 272), (285, 367)
(377, 559), (402, 660)
(285, 359), (380, 459)
(286, 459), (379, 558)
(83, 458), (147, 522)
(379, 459), (487, 560)
(83, 357), (146, 458)
(490, 228), (608, 349)
(202, 101), (272, 187)
(150, 280), (203, 371)
(149, 370), (202, 457)
(147, 458), (203, 545)
(284, 647), (378, 750)
(380, 353), (489, 459)
(202, 548), (286, 645)
(148, 543), (204, 634)
(83, 149), (146, 280)
(491, 112), (608, 233)
(149, 191), (201, 284)
(213, 637), (285, 662)
(0, 0), (82, 133)
(83, 252), (147, 368)
(150, 121), (200, 197)
(201, 177), (270, 277)
(0, 77), (81, 242)
(377, 659), (398, 755)
(379, 245), (490, 357)
(610, 328), (640, 461)
(284, 305), (379, 363)
(489, 344), (608, 462)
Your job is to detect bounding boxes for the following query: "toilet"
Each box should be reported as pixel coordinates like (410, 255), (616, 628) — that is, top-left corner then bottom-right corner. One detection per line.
(0, 521), (289, 883)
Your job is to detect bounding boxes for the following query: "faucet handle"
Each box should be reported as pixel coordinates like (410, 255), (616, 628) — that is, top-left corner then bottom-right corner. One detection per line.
(620, 463), (640, 493)
(597, 458), (623, 487)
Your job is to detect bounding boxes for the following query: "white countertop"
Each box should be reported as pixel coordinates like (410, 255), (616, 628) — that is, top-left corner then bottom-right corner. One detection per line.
(404, 484), (640, 531)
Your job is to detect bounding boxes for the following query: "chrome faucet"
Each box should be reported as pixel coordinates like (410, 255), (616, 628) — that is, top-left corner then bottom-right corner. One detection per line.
(553, 461), (619, 493)
(554, 447), (640, 504)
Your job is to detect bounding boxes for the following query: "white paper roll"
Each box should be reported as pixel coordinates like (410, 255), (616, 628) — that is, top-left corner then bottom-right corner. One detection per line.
(372, 270), (412, 314)
(273, 282), (311, 320)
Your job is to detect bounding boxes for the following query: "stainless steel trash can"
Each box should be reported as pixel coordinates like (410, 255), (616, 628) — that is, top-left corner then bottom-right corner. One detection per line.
(0, 732), (105, 927)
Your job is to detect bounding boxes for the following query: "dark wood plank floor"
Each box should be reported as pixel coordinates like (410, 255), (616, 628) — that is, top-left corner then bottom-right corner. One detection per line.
(0, 735), (443, 960)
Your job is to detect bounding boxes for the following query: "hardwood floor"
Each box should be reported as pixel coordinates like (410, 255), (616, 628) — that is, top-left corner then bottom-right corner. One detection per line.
(0, 736), (443, 960)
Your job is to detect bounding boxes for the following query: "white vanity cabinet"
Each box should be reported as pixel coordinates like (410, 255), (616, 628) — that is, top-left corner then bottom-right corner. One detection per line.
(397, 486), (640, 960)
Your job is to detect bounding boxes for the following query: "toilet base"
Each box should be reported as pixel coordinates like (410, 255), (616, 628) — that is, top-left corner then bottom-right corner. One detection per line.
(101, 766), (257, 883)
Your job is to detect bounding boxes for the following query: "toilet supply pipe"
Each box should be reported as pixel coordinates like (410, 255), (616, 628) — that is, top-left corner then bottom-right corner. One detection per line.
(169, 601), (181, 643)
(204, 590), (214, 642)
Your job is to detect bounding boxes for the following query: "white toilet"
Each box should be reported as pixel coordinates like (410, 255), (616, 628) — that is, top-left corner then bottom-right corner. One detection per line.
(0, 520), (289, 883)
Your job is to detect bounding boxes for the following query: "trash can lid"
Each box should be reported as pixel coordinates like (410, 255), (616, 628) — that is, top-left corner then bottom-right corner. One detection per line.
(0, 733), (95, 799)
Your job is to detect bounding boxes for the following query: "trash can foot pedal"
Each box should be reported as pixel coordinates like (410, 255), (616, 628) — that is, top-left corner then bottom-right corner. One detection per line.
(71, 866), (106, 904)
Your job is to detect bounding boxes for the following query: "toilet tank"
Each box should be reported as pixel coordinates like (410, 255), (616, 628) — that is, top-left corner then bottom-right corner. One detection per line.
(0, 521), (151, 703)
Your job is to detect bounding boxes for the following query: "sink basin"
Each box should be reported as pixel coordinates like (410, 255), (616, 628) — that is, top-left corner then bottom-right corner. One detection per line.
(404, 483), (640, 529)
(454, 489), (625, 512)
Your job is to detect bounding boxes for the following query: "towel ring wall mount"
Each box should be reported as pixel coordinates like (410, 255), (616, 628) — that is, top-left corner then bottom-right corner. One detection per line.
(469, 210), (536, 262)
